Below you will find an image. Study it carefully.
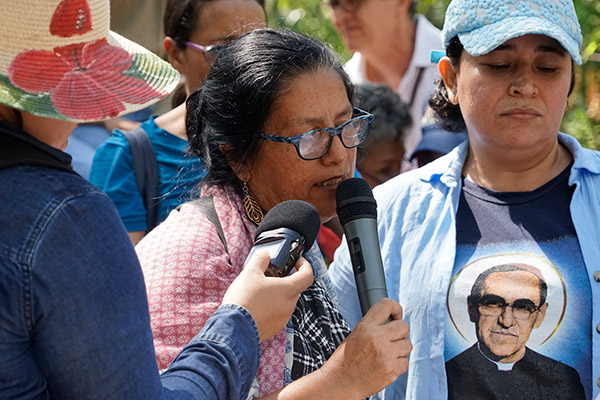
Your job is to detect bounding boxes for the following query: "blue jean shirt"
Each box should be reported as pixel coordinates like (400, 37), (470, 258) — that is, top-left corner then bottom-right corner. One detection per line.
(0, 123), (260, 399)
(329, 133), (600, 399)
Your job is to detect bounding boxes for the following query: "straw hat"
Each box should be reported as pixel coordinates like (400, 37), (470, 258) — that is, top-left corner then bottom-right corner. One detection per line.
(0, 0), (180, 122)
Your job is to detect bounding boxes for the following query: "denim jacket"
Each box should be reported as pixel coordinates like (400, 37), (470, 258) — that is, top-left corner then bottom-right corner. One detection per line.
(0, 122), (260, 399)
(330, 133), (600, 399)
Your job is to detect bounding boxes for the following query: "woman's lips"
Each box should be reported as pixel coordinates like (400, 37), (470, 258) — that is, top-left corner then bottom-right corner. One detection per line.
(316, 175), (346, 189)
(501, 107), (542, 120)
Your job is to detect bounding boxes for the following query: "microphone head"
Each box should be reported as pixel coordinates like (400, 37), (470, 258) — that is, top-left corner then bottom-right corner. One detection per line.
(336, 178), (377, 225)
(254, 200), (321, 250)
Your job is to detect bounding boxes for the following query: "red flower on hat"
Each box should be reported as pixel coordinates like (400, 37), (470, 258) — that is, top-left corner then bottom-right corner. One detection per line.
(7, 38), (163, 120)
(50, 0), (92, 37)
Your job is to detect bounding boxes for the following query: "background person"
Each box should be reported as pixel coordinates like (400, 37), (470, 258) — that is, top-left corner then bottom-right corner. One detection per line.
(136, 28), (412, 399)
(409, 121), (467, 168)
(329, 0), (600, 398)
(0, 1), (312, 398)
(355, 82), (412, 188)
(325, 0), (443, 171)
(446, 264), (585, 399)
(89, 0), (267, 245)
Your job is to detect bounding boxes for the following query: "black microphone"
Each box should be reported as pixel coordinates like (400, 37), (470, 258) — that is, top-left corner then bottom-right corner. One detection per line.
(336, 178), (388, 316)
(245, 200), (321, 277)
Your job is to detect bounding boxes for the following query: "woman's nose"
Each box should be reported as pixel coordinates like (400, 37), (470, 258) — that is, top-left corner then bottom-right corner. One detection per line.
(509, 72), (538, 97)
(322, 134), (349, 165)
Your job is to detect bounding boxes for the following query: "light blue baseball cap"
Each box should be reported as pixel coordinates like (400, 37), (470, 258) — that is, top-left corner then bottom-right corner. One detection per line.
(442, 0), (583, 65)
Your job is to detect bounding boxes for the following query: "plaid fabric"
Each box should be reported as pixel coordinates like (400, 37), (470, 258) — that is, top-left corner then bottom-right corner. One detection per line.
(290, 277), (351, 379)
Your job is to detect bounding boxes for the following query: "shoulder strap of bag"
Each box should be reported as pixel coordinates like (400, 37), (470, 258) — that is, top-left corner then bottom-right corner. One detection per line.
(122, 126), (160, 232)
(0, 133), (77, 174)
(184, 196), (229, 254)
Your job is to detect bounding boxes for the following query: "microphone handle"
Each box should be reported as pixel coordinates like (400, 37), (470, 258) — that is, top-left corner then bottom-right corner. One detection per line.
(343, 218), (389, 316)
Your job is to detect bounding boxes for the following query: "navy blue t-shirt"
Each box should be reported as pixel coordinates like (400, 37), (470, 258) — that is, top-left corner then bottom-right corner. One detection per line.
(445, 165), (592, 399)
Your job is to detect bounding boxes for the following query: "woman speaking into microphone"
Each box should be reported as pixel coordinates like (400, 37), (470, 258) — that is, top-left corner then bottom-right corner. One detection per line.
(136, 28), (412, 399)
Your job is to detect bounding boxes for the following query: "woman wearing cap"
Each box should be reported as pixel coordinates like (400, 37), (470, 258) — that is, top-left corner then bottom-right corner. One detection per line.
(136, 28), (412, 399)
(0, 1), (317, 398)
(89, 0), (267, 245)
(329, 0), (600, 398)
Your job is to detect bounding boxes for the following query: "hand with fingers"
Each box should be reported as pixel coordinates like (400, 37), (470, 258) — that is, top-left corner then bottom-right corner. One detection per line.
(320, 298), (412, 399)
(260, 297), (412, 400)
(222, 251), (314, 342)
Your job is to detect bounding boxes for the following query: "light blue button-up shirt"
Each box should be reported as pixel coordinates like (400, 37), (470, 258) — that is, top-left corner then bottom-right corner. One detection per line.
(329, 133), (600, 399)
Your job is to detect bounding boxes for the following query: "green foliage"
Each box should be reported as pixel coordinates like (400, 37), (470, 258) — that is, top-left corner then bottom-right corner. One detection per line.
(266, 0), (350, 61)
(563, 106), (600, 149)
(266, 0), (600, 150)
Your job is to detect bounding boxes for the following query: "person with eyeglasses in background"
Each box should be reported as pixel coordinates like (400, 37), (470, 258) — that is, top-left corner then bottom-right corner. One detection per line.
(446, 264), (585, 399)
(89, 0), (266, 245)
(136, 28), (412, 399)
(323, 0), (443, 173)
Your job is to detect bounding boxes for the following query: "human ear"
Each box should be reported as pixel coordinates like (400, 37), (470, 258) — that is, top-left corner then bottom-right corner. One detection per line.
(164, 36), (186, 74)
(220, 143), (251, 182)
(467, 295), (479, 323)
(396, 0), (412, 16)
(533, 303), (548, 329)
(439, 56), (459, 105)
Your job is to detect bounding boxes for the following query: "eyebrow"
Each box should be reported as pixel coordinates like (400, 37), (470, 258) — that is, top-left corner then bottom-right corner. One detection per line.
(493, 42), (568, 57)
(281, 107), (353, 132)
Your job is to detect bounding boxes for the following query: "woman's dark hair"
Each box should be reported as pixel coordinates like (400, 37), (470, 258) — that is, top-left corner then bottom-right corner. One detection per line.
(428, 36), (467, 133)
(428, 36), (577, 133)
(186, 28), (355, 188)
(163, 0), (267, 107)
(355, 82), (412, 162)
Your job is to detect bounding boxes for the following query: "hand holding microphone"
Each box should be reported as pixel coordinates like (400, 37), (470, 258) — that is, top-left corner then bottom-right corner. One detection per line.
(226, 200), (320, 342)
(336, 178), (389, 316)
(223, 251), (313, 342)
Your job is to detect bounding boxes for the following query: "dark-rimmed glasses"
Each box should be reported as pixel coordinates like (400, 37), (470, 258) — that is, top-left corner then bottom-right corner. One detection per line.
(184, 41), (227, 66)
(323, 0), (362, 12)
(476, 295), (542, 320)
(260, 107), (374, 161)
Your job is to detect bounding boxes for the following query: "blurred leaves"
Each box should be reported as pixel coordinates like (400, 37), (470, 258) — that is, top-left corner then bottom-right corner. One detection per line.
(266, 0), (600, 149)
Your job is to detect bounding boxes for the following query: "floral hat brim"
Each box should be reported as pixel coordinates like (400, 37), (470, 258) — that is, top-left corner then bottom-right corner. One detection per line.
(0, 0), (180, 122)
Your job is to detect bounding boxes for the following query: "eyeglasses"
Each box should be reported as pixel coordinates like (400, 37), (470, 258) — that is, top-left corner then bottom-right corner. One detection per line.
(324, 0), (362, 12)
(260, 108), (374, 161)
(476, 295), (542, 320)
(184, 41), (227, 66)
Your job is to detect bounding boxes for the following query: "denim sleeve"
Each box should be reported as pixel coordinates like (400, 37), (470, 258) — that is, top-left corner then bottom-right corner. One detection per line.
(0, 173), (262, 400)
(26, 190), (166, 399)
(13, 188), (260, 400)
(160, 304), (261, 400)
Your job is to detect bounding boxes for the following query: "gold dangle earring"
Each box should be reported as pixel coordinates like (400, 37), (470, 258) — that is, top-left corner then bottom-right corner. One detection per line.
(242, 181), (264, 225)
